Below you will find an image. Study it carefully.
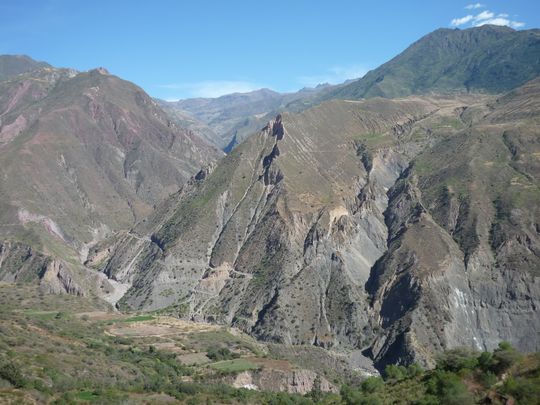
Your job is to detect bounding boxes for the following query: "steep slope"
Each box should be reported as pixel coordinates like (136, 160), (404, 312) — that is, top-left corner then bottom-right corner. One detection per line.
(366, 77), (540, 368)
(0, 64), (221, 297)
(90, 92), (480, 359)
(0, 54), (50, 81)
(313, 25), (540, 103)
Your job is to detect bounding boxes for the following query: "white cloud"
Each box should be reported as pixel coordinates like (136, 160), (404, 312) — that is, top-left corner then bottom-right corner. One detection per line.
(158, 80), (264, 98)
(474, 10), (495, 21)
(450, 8), (525, 29)
(475, 17), (525, 28)
(298, 65), (368, 87)
(451, 15), (474, 26)
(465, 3), (484, 9)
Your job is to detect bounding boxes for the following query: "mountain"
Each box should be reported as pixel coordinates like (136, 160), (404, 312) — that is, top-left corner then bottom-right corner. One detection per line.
(0, 62), (221, 299)
(0, 54), (51, 81)
(2, 24), (540, 374)
(88, 75), (540, 369)
(302, 25), (540, 105)
(159, 85), (335, 150)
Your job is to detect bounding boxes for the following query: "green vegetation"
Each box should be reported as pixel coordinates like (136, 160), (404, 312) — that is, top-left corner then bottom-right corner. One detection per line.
(339, 342), (538, 405)
(207, 346), (240, 361)
(0, 284), (538, 404)
(322, 26), (540, 102)
(122, 314), (155, 323)
(210, 358), (259, 373)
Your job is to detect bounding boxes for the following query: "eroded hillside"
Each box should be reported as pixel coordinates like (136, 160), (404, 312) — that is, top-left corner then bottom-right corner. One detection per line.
(88, 80), (540, 368)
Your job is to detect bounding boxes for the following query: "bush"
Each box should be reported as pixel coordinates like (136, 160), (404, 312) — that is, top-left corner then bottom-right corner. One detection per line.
(501, 375), (540, 404)
(426, 371), (475, 405)
(492, 341), (522, 374)
(477, 351), (494, 371)
(407, 363), (424, 378)
(361, 376), (384, 393)
(206, 347), (239, 361)
(0, 362), (26, 388)
(341, 384), (364, 405)
(436, 347), (478, 372)
(384, 364), (407, 381)
(479, 371), (497, 388)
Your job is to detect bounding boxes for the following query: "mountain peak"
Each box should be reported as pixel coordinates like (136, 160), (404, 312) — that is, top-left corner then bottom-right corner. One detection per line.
(0, 54), (51, 81)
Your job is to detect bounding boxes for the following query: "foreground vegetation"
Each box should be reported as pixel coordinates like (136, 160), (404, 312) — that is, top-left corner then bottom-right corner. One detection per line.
(0, 284), (538, 404)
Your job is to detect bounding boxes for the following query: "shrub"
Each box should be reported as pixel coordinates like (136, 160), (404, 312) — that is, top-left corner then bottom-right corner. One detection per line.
(479, 371), (497, 388)
(501, 375), (540, 404)
(436, 347), (478, 372)
(477, 351), (494, 371)
(407, 363), (424, 378)
(341, 384), (364, 405)
(384, 364), (407, 381)
(492, 341), (522, 374)
(361, 376), (384, 393)
(206, 347), (239, 361)
(0, 362), (26, 388)
(426, 371), (475, 405)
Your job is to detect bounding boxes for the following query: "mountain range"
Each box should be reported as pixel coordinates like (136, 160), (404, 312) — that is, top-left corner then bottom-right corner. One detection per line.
(1, 24), (539, 377)
(158, 84), (334, 151)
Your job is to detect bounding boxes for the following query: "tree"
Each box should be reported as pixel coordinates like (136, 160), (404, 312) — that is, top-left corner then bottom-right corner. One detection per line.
(384, 364), (407, 381)
(361, 377), (384, 394)
(309, 375), (323, 403)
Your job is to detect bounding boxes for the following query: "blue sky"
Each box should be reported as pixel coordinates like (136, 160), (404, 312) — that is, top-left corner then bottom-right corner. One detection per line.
(1, 1), (538, 100)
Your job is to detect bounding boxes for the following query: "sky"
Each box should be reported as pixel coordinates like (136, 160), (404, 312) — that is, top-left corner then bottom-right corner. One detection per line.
(1, 0), (538, 100)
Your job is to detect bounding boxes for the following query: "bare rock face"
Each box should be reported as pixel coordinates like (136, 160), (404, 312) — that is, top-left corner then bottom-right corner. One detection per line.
(40, 260), (85, 296)
(230, 369), (337, 394)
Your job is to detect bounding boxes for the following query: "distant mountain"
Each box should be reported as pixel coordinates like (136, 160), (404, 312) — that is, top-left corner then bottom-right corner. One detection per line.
(320, 25), (540, 101)
(0, 61), (221, 298)
(159, 85), (335, 150)
(0, 54), (51, 81)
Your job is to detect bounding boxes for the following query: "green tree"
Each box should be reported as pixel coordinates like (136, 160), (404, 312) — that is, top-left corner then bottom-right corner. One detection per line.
(309, 375), (323, 403)
(384, 364), (407, 381)
(361, 377), (384, 394)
